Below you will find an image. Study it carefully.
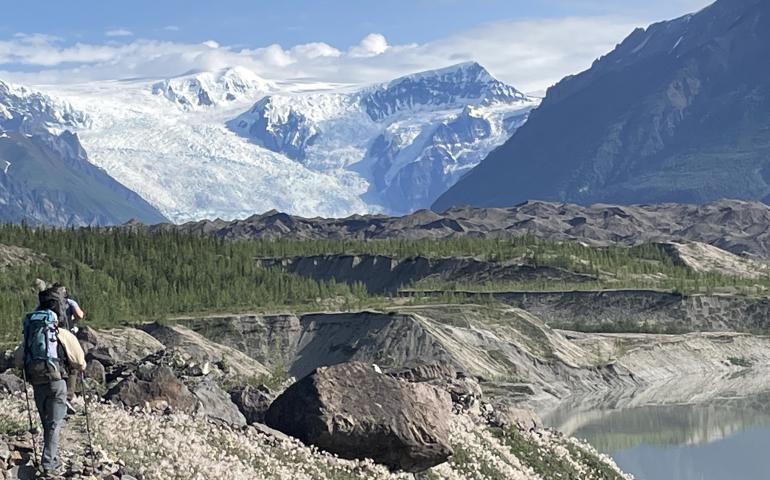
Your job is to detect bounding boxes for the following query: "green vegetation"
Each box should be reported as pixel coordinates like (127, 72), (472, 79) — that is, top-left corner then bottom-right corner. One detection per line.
(493, 428), (626, 480)
(0, 224), (768, 341)
(727, 356), (754, 368)
(0, 225), (372, 341)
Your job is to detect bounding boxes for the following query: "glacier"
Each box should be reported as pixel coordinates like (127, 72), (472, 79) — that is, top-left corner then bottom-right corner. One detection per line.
(11, 62), (538, 222)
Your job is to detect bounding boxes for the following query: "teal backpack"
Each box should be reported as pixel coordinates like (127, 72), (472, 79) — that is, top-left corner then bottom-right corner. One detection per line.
(22, 310), (63, 384)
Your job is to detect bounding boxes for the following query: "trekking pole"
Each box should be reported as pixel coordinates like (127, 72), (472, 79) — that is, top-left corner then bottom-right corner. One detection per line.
(20, 368), (40, 471)
(80, 371), (98, 472)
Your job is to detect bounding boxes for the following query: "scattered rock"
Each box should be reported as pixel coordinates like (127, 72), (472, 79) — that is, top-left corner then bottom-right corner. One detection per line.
(191, 379), (247, 427)
(139, 323), (270, 382)
(388, 363), (456, 383)
(488, 405), (542, 431)
(105, 365), (196, 412)
(0, 372), (24, 394)
(265, 362), (453, 472)
(229, 385), (276, 424)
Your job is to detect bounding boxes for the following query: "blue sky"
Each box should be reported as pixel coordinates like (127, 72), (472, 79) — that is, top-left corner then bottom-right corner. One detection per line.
(0, 0), (713, 91)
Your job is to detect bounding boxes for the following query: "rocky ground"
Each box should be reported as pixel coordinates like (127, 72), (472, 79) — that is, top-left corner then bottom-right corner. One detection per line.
(0, 317), (632, 480)
(4, 301), (768, 479)
(156, 199), (770, 260)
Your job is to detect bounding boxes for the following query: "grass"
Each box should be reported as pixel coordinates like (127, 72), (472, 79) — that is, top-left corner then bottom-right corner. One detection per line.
(727, 356), (754, 368)
(493, 428), (626, 480)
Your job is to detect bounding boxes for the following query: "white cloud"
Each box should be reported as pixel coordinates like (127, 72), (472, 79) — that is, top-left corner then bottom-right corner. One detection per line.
(105, 28), (134, 37)
(349, 33), (389, 58)
(0, 16), (660, 91)
(162, 25), (180, 32)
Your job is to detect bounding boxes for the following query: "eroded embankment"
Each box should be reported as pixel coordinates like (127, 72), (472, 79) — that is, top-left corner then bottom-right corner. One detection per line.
(259, 254), (595, 294)
(173, 305), (770, 410)
(401, 290), (770, 333)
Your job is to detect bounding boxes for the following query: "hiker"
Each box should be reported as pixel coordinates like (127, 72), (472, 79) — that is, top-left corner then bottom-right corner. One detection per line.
(36, 282), (85, 332)
(14, 307), (86, 475)
(36, 282), (86, 411)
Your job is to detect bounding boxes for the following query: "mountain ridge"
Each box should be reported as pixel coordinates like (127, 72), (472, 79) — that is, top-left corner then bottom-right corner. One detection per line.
(433, 0), (770, 211)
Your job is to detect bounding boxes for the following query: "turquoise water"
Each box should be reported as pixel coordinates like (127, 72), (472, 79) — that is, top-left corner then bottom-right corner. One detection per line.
(544, 394), (770, 480)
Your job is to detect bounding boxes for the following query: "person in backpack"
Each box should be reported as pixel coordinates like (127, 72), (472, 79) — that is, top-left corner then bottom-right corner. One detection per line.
(38, 282), (86, 332)
(14, 308), (86, 476)
(38, 283), (70, 330)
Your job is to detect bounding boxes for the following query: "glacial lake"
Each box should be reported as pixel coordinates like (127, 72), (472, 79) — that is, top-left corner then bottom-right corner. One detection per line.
(543, 391), (770, 480)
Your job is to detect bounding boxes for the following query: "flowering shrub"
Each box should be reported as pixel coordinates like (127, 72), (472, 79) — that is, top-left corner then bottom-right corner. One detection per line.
(0, 393), (630, 480)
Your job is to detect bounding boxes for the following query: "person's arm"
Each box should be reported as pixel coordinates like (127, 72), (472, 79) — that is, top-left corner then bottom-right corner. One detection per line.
(68, 298), (85, 321)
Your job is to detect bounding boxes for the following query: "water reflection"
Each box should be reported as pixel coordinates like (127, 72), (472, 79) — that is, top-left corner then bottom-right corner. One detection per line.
(544, 392), (770, 480)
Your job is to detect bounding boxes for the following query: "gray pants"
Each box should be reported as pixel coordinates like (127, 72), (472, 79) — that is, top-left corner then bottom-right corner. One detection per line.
(32, 380), (67, 472)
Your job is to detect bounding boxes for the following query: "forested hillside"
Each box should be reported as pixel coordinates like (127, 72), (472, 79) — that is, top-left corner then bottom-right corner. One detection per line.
(0, 225), (766, 342)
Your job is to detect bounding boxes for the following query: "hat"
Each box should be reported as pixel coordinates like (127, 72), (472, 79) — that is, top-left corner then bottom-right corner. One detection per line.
(33, 278), (47, 292)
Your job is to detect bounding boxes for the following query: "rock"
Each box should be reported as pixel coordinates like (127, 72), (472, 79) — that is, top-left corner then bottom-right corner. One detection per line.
(76, 326), (100, 348)
(88, 328), (165, 366)
(85, 359), (106, 385)
(191, 379), (247, 427)
(0, 440), (9, 462)
(139, 323), (269, 382)
(0, 350), (14, 373)
(7, 465), (36, 480)
(388, 363), (482, 413)
(388, 362), (457, 383)
(87, 348), (119, 367)
(229, 385), (276, 424)
(250, 423), (292, 443)
(0, 372), (24, 394)
(489, 405), (542, 431)
(265, 362), (453, 472)
(105, 365), (196, 412)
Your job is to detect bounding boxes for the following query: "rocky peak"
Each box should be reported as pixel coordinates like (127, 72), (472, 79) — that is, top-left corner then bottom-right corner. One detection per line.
(360, 62), (529, 121)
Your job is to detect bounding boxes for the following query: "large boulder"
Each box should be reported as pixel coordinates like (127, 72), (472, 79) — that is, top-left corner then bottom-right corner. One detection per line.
(0, 372), (24, 393)
(79, 327), (165, 366)
(105, 365), (196, 412)
(191, 379), (247, 427)
(229, 385), (276, 424)
(265, 362), (453, 472)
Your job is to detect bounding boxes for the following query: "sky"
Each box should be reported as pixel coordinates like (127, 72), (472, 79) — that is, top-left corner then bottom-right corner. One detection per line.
(0, 0), (714, 92)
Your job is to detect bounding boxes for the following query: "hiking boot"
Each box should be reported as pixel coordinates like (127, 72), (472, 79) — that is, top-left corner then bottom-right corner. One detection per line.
(65, 400), (76, 415)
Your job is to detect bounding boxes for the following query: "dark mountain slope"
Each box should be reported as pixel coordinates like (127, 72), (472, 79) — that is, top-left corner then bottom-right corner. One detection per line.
(0, 131), (168, 226)
(433, 0), (770, 210)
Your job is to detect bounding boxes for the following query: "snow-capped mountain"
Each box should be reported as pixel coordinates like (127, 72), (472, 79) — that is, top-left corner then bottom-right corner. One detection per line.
(0, 80), (90, 135)
(23, 62), (536, 222)
(229, 62), (537, 213)
(151, 67), (275, 110)
(360, 61), (529, 121)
